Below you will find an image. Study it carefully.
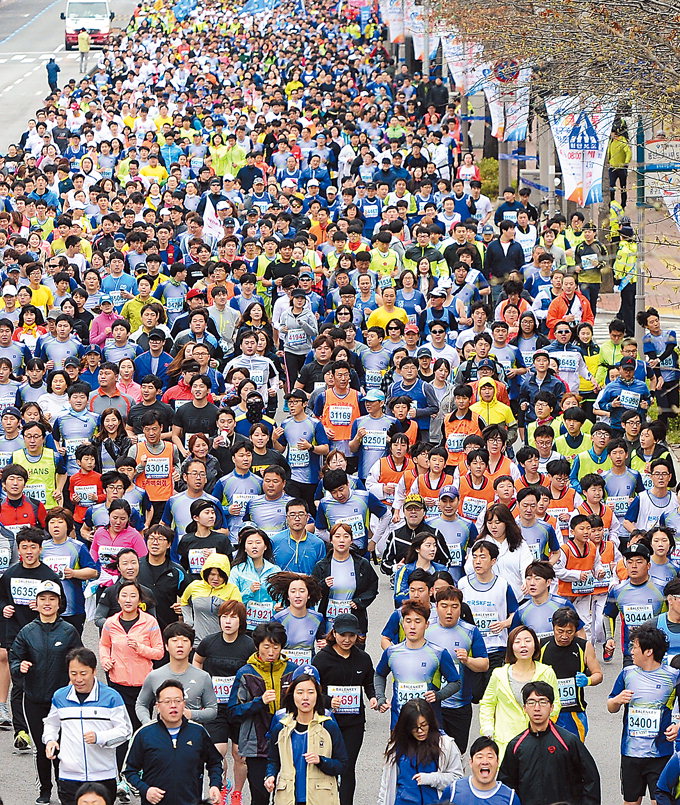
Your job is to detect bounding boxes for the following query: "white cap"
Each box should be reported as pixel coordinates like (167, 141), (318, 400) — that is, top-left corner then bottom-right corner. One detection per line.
(216, 201), (230, 210)
(36, 580), (61, 598)
(2, 285), (17, 296)
(281, 178), (297, 189)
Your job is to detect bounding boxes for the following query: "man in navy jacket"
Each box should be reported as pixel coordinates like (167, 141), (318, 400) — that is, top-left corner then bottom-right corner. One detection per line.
(133, 329), (173, 390)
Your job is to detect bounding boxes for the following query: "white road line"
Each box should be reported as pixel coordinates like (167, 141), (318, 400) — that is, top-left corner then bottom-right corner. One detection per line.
(10, 54), (22, 60)
(21, 57), (35, 62)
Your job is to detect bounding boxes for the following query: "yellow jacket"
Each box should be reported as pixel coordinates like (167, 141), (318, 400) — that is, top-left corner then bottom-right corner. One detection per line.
(479, 661), (560, 759)
(470, 379), (514, 427)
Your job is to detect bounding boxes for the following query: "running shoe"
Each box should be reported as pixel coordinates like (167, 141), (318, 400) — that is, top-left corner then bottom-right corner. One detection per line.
(13, 729), (31, 752)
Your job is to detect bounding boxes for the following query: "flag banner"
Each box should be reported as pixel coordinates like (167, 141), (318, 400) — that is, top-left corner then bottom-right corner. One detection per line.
(545, 95), (617, 206)
(383, 0), (404, 43)
(440, 29), (484, 93)
(663, 193), (680, 235)
(479, 60), (530, 141)
(404, 0), (425, 61)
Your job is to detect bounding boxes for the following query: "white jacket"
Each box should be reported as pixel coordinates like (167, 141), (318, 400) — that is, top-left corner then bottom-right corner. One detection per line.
(377, 733), (463, 805)
(43, 679), (132, 782)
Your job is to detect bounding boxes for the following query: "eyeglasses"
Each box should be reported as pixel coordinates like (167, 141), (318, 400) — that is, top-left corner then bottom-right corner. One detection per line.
(287, 512), (307, 518)
(387, 326), (400, 331)
(412, 723), (429, 732)
(147, 536), (169, 543)
(186, 471), (207, 478)
(157, 698), (185, 706)
(651, 472), (670, 478)
(525, 698), (551, 707)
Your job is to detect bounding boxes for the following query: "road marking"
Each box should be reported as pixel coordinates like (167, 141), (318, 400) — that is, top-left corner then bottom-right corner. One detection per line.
(10, 54), (22, 60)
(21, 57), (35, 62)
(0, 0), (63, 46)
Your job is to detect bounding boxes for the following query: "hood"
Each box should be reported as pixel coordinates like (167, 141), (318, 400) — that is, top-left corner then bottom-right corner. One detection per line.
(477, 377), (498, 402)
(200, 552), (232, 584)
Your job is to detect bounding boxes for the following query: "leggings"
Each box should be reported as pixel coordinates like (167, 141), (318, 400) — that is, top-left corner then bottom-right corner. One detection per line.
(24, 697), (58, 796)
(338, 722), (365, 805)
(246, 756), (269, 805)
(109, 681), (141, 771)
(284, 351), (308, 393)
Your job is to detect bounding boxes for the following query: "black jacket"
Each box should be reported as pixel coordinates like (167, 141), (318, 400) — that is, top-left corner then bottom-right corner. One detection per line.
(499, 721), (601, 805)
(9, 617), (81, 704)
(312, 551), (379, 634)
(380, 521), (451, 576)
(312, 644), (376, 727)
(0, 562), (62, 647)
(137, 556), (186, 631)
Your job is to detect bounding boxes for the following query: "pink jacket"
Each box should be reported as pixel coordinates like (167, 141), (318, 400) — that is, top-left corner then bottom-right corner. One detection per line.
(90, 311), (120, 347)
(99, 610), (164, 686)
(90, 526), (148, 575)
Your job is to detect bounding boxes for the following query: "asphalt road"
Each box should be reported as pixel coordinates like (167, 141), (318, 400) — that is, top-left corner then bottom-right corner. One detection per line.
(0, 0), (136, 150)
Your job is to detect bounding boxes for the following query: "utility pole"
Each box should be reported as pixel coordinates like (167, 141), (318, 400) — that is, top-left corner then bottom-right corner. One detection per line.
(421, 0), (430, 76)
(634, 112), (646, 346)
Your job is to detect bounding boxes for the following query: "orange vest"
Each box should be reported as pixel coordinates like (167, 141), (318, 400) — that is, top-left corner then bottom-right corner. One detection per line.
(134, 440), (175, 502)
(377, 456), (413, 504)
(321, 388), (361, 442)
(416, 472), (454, 516)
(515, 473), (546, 492)
(547, 488), (579, 538)
(395, 419), (419, 447)
(443, 412), (484, 469)
(594, 540), (616, 594)
(577, 501), (616, 540)
(458, 475), (496, 522)
(486, 455), (516, 486)
(557, 539), (597, 597)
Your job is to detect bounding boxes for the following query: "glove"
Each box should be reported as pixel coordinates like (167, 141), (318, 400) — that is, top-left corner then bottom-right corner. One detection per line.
(575, 672), (589, 687)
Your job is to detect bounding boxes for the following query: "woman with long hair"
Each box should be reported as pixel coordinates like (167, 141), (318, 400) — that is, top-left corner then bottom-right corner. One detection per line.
(93, 407), (132, 472)
(116, 357), (141, 403)
(377, 698), (463, 805)
(311, 612), (377, 805)
(265, 668), (347, 805)
(193, 600), (255, 802)
(229, 526), (281, 630)
(12, 304), (46, 352)
(510, 311), (549, 363)
(236, 302), (273, 343)
(177, 433), (222, 493)
(393, 532), (447, 606)
(269, 572), (325, 665)
(479, 625), (560, 759)
(99, 579), (163, 778)
(469, 503), (534, 599)
(312, 522), (379, 634)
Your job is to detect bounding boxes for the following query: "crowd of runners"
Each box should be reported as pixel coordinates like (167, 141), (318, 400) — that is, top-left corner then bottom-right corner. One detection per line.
(0, 0), (678, 803)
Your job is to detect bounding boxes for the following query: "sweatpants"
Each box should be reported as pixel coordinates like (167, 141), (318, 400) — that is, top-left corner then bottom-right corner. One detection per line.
(338, 722), (364, 805)
(591, 592), (607, 645)
(24, 696), (58, 796)
(441, 703), (473, 754)
(246, 756), (269, 805)
(109, 681), (141, 770)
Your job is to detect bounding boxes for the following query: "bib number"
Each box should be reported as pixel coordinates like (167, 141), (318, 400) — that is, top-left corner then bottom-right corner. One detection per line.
(10, 577), (40, 605)
(212, 675), (235, 704)
(328, 684), (361, 714)
(619, 390), (641, 409)
(364, 370), (382, 389)
(342, 515), (365, 540)
(0, 548), (10, 570)
(363, 430), (387, 449)
(329, 405), (352, 426)
(188, 548), (216, 574)
(146, 457), (170, 479)
(623, 604), (653, 627)
(445, 433), (465, 453)
(470, 606), (496, 634)
(571, 574), (595, 595)
(327, 598), (352, 621)
(74, 485), (97, 504)
(448, 543), (463, 567)
(286, 648), (312, 666)
(607, 496), (630, 517)
(628, 706), (661, 737)
(461, 497), (486, 521)
(26, 483), (46, 504)
(557, 677), (577, 707)
(287, 329), (307, 348)
(246, 600), (274, 629)
(166, 296), (183, 313)
(45, 555), (69, 579)
(396, 682), (427, 706)
(288, 447), (310, 469)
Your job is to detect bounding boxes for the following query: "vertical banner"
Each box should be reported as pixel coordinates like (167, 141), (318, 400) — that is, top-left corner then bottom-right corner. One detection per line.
(440, 30), (486, 94)
(663, 194), (680, 235)
(383, 0), (404, 43)
(403, 0), (424, 61)
(474, 60), (530, 141)
(545, 96), (617, 206)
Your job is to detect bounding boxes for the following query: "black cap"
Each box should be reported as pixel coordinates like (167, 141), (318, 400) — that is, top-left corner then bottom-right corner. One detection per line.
(618, 357), (636, 369)
(148, 328), (166, 341)
(622, 543), (650, 561)
(285, 389), (308, 403)
(291, 289), (307, 299)
(332, 613), (361, 635)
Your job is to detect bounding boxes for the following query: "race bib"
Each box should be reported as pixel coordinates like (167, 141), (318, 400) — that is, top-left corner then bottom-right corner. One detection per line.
(461, 497), (486, 521)
(425, 504), (439, 521)
(618, 390), (641, 409)
(470, 606), (496, 634)
(558, 354), (578, 372)
(232, 493), (256, 509)
(396, 681), (428, 706)
(327, 598), (352, 620)
(557, 677), (577, 707)
(364, 370), (383, 389)
(378, 275), (393, 289)
(342, 514), (365, 540)
(445, 433), (465, 453)
(188, 547), (216, 573)
(250, 370), (266, 387)
(212, 675), (235, 704)
(362, 430), (387, 450)
(109, 290), (124, 309)
(623, 603), (654, 627)
(287, 329), (307, 348)
(286, 648), (312, 666)
(0, 547), (11, 570)
(407, 313), (417, 325)
(503, 211), (518, 223)
(45, 555), (70, 579)
(246, 600), (274, 629)
(145, 457), (170, 479)
(0, 452), (12, 468)
(661, 354), (676, 369)
(25, 483), (46, 504)
(74, 485), (97, 504)
(288, 447), (310, 469)
(328, 405), (352, 426)
(580, 254), (599, 271)
(571, 574), (595, 595)
(98, 544), (124, 567)
(448, 543), (463, 567)
(607, 496), (631, 517)
(166, 296), (184, 313)
(65, 438), (87, 457)
(529, 543), (542, 561)
(10, 577), (40, 605)
(628, 706), (661, 737)
(328, 684), (361, 714)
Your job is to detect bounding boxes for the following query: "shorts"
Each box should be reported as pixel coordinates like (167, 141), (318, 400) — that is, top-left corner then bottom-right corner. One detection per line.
(556, 710), (588, 741)
(205, 704), (240, 745)
(620, 754), (667, 802)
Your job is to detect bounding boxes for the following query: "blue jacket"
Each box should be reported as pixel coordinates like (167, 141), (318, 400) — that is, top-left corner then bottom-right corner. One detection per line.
(519, 370), (567, 421)
(134, 350), (173, 390)
(656, 751), (680, 805)
(123, 717), (222, 805)
(596, 377), (651, 428)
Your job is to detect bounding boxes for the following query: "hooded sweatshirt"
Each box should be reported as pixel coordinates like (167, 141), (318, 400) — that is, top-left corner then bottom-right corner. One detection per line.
(471, 379), (515, 426)
(179, 553), (242, 643)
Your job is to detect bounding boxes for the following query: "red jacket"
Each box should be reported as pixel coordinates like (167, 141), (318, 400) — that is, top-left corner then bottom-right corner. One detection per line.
(546, 290), (594, 338)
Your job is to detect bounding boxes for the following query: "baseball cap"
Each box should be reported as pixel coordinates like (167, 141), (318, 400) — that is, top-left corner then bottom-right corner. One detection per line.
(403, 493), (425, 509)
(291, 664), (321, 683)
(417, 346), (432, 358)
(0, 406), (21, 420)
(281, 178), (297, 189)
(223, 217), (236, 226)
(622, 543), (650, 561)
(533, 350), (549, 361)
(186, 288), (206, 300)
(36, 580), (61, 598)
(253, 176), (265, 183)
(618, 357), (636, 368)
(47, 309), (61, 320)
(404, 324), (419, 334)
(429, 288), (447, 298)
(333, 613), (361, 635)
(291, 289), (307, 299)
(307, 178), (320, 186)
(439, 485), (459, 499)
(364, 389), (385, 402)
(64, 357), (81, 369)
(299, 270), (314, 279)
(477, 358), (495, 370)
(482, 224), (495, 234)
(2, 286), (17, 297)
(285, 389), (308, 403)
(148, 328), (166, 341)
(100, 294), (113, 305)
(216, 201), (230, 211)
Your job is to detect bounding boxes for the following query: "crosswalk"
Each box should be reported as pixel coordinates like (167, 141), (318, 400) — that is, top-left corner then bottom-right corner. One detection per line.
(592, 311), (680, 344)
(0, 51), (81, 64)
